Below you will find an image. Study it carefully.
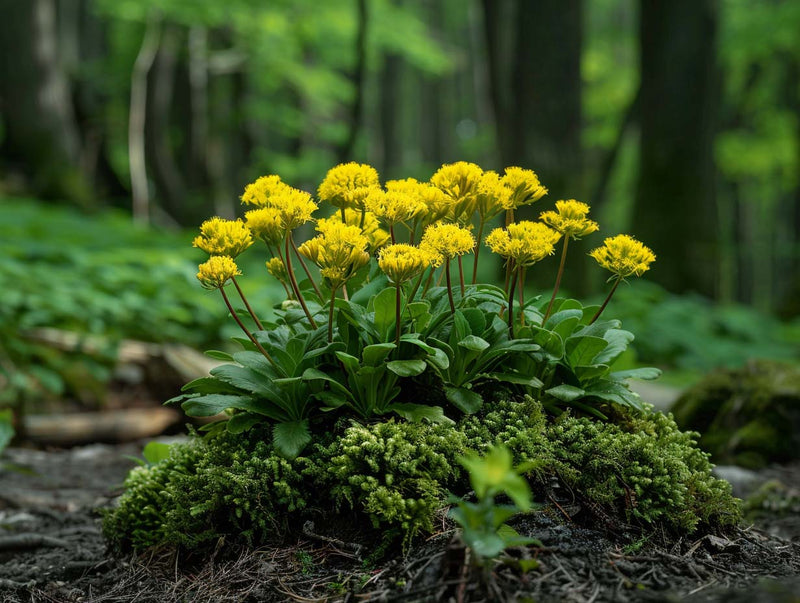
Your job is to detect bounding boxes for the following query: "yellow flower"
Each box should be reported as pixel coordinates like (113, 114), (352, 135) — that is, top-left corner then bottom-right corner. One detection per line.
(378, 244), (431, 284)
(241, 175), (292, 207)
(196, 256), (241, 290)
(317, 212), (390, 251)
(485, 221), (561, 267)
(266, 257), (289, 283)
(192, 217), (253, 258)
(245, 207), (284, 246)
(475, 171), (511, 220)
(540, 199), (599, 239)
(420, 223), (475, 262)
(365, 188), (426, 227)
(318, 162), (380, 210)
(501, 167), (547, 210)
(589, 234), (655, 278)
(297, 221), (370, 288)
(430, 161), (484, 223)
(269, 187), (318, 230)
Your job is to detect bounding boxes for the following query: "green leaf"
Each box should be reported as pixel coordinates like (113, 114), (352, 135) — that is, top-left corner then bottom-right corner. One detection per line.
(425, 347), (450, 370)
(373, 287), (398, 340)
(273, 420), (311, 458)
(181, 376), (242, 395)
(211, 364), (275, 397)
(407, 301), (432, 331)
(362, 343), (396, 366)
(545, 384), (585, 402)
(444, 385), (483, 414)
(142, 441), (171, 465)
(204, 350), (234, 361)
(335, 351), (361, 374)
(565, 336), (608, 367)
(460, 307), (487, 335)
(386, 359), (427, 377)
(453, 310), (471, 342)
(594, 329), (635, 365)
(181, 393), (251, 417)
(610, 367), (662, 381)
(302, 368), (353, 399)
(544, 309), (583, 332)
(458, 335), (490, 352)
(227, 412), (262, 434)
(486, 372), (544, 388)
(574, 364), (610, 382)
(390, 403), (453, 424)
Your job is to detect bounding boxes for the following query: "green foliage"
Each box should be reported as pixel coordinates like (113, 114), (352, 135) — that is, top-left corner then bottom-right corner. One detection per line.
(307, 419), (467, 548)
(672, 360), (800, 468)
(546, 408), (740, 532)
(450, 445), (540, 561)
(0, 409), (14, 454)
(609, 281), (800, 372)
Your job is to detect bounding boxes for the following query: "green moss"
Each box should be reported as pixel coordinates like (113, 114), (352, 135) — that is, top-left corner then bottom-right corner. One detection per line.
(672, 360), (800, 468)
(545, 409), (740, 532)
(306, 419), (468, 548)
(104, 397), (741, 552)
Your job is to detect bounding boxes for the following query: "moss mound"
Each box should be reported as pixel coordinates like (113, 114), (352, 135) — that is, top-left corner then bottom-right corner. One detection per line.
(672, 360), (800, 468)
(104, 397), (740, 552)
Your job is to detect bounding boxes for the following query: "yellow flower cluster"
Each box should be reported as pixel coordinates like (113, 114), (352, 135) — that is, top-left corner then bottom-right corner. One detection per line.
(475, 171), (511, 220)
(196, 256), (241, 290)
(540, 199), (599, 239)
(240, 175), (291, 207)
(245, 207), (283, 247)
(318, 162), (380, 210)
(317, 212), (389, 251)
(431, 161), (484, 222)
(590, 235), (656, 278)
(420, 223), (475, 263)
(269, 187), (318, 231)
(265, 257), (288, 283)
(502, 167), (548, 210)
(365, 188), (426, 227)
(378, 244), (432, 284)
(298, 221), (370, 288)
(485, 221), (561, 267)
(192, 217), (253, 258)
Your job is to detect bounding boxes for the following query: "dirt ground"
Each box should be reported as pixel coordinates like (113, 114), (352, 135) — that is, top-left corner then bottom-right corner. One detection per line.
(1, 442), (798, 603)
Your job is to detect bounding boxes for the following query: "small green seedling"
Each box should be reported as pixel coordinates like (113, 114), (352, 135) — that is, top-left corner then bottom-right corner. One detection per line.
(450, 444), (541, 561)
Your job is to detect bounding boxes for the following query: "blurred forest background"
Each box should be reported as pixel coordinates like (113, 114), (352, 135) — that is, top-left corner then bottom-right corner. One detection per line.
(1, 0), (800, 424)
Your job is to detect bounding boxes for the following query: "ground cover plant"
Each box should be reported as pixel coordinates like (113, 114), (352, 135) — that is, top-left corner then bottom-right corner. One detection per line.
(104, 162), (740, 566)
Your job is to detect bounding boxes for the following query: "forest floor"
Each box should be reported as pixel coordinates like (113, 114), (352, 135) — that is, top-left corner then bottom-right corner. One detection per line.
(1, 441), (799, 603)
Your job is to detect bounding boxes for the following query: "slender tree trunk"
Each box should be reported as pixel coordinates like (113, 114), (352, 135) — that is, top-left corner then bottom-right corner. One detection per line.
(129, 14), (161, 224)
(380, 51), (403, 177)
(0, 0), (92, 205)
(632, 0), (719, 297)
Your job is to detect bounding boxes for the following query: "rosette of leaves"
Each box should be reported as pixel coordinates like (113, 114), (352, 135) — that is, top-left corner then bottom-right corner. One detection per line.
(303, 285), (450, 423)
(517, 297), (661, 418)
(168, 323), (341, 458)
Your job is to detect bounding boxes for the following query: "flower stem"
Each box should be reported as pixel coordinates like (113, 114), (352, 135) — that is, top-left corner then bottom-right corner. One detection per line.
(395, 281), (402, 346)
(472, 219), (485, 284)
(231, 276), (264, 331)
(409, 267), (427, 301)
(340, 206), (347, 221)
(291, 235), (323, 299)
(220, 286), (277, 369)
(457, 255), (465, 296)
(542, 235), (569, 326)
(590, 276), (622, 325)
(275, 244), (294, 300)
(359, 207), (366, 230)
(518, 266), (526, 326)
(421, 267), (435, 298)
(390, 224), (396, 245)
(285, 235), (318, 328)
(328, 286), (337, 343)
(445, 258), (456, 314)
(507, 267), (519, 338)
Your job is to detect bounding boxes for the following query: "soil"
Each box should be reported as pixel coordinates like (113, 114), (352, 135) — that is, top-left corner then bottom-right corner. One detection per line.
(1, 443), (798, 603)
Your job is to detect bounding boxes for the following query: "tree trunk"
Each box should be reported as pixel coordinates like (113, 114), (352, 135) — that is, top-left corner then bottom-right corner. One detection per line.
(632, 0), (719, 297)
(337, 0), (368, 163)
(0, 0), (92, 205)
(380, 51), (403, 178)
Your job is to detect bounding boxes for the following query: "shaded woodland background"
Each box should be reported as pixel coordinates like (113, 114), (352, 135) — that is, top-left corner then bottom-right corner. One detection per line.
(1, 0), (799, 314)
